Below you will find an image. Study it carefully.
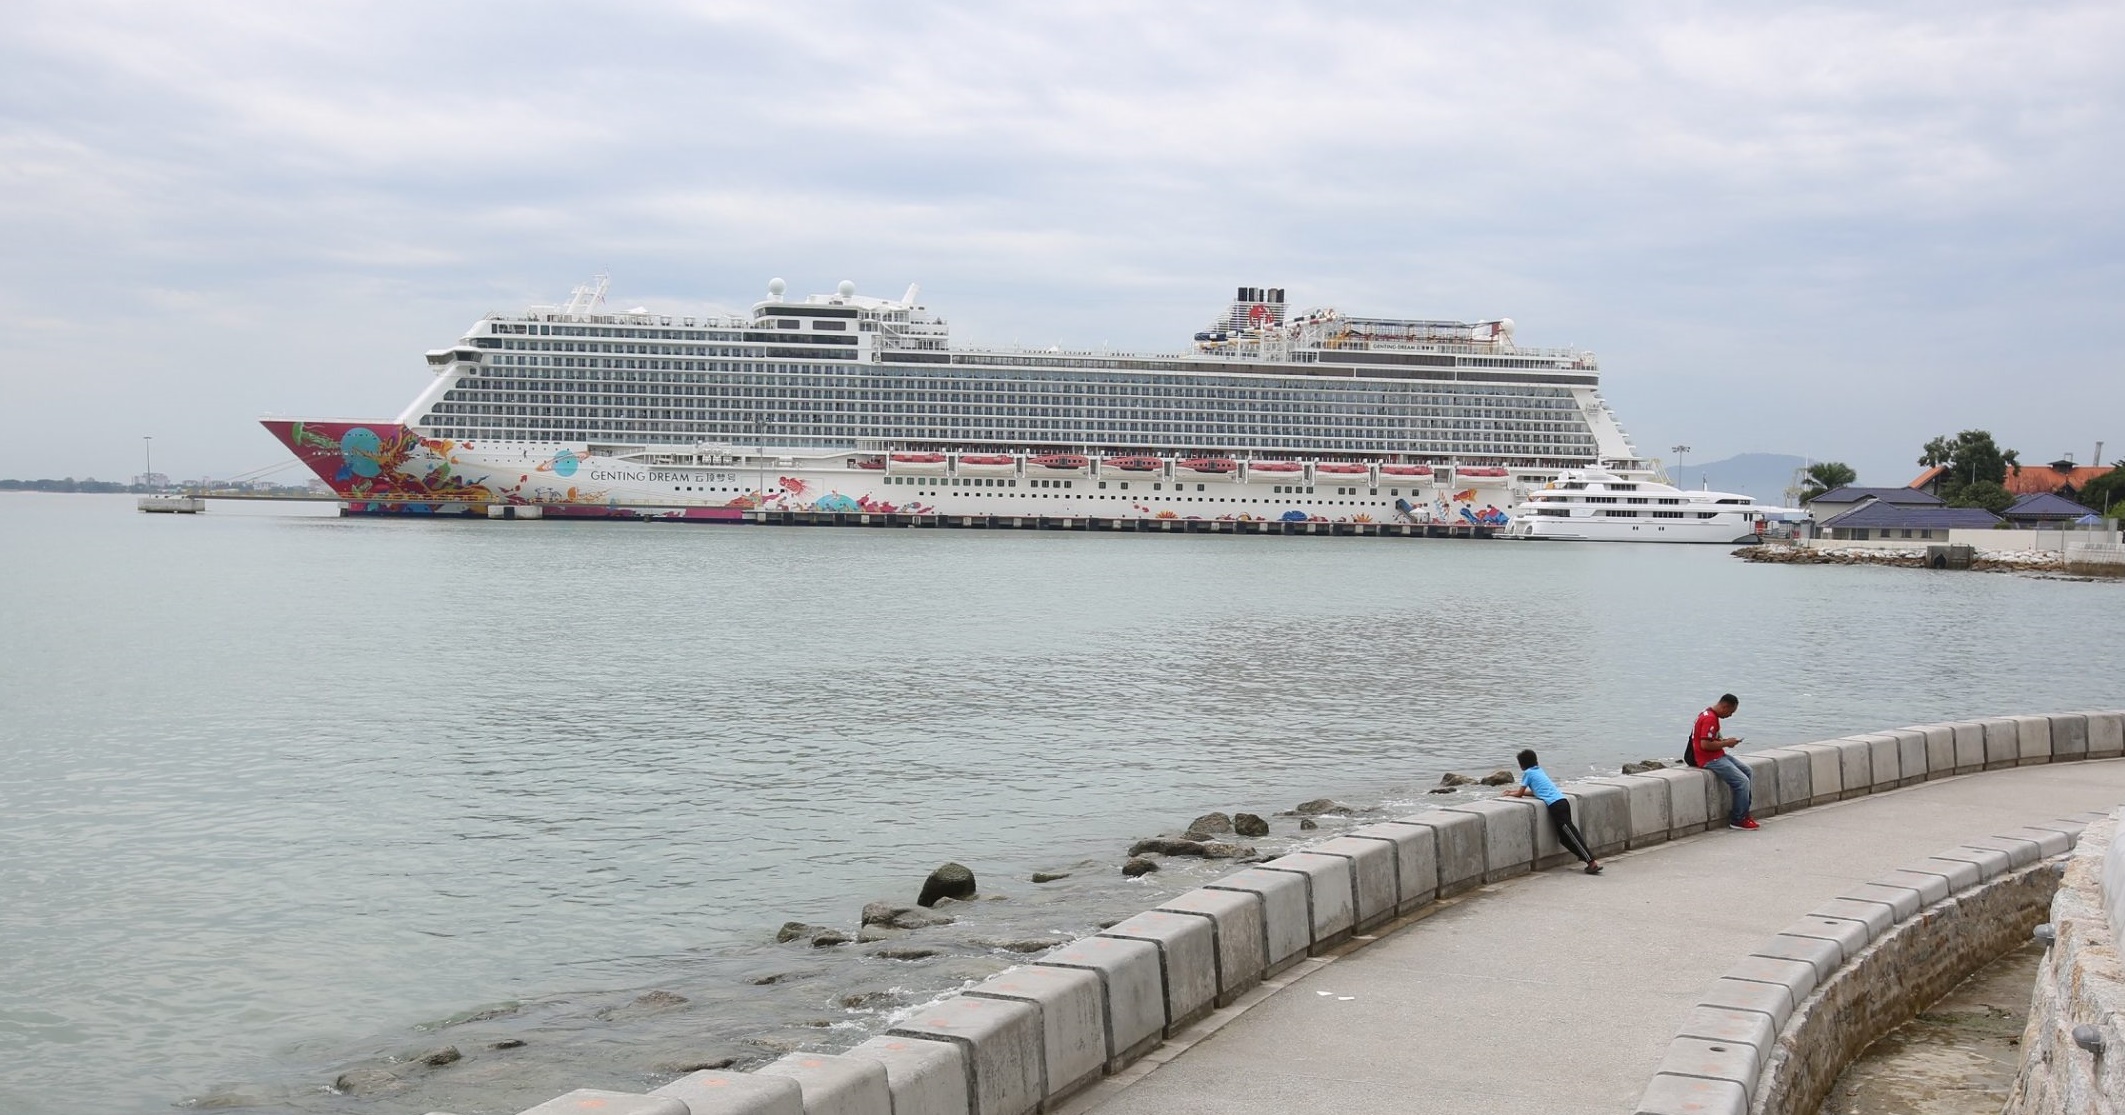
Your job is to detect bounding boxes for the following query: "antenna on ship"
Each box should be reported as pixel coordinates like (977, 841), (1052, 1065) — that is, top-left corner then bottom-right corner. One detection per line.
(902, 282), (920, 306)
(564, 272), (610, 315)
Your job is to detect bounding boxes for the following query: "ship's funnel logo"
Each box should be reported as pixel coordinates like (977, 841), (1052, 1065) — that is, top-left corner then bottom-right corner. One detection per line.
(339, 427), (384, 477)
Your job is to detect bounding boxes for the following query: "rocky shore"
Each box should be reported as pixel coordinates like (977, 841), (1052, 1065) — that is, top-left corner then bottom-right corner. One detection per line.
(1735, 544), (2066, 572)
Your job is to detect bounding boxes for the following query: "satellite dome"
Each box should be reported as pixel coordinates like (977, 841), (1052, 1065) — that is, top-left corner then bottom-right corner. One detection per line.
(1496, 317), (1516, 338)
(837, 279), (856, 297)
(767, 277), (786, 297)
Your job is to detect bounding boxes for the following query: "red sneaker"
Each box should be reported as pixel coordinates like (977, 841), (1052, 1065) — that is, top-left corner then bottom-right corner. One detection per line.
(1728, 816), (1760, 831)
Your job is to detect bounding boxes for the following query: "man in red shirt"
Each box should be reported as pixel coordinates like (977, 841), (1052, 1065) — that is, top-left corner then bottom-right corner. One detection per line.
(1692, 694), (1757, 830)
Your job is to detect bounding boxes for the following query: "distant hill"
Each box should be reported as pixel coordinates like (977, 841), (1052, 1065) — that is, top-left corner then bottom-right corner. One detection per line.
(1667, 453), (1808, 507)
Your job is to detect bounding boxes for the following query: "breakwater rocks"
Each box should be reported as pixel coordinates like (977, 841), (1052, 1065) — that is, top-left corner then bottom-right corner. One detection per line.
(1736, 544), (2067, 572)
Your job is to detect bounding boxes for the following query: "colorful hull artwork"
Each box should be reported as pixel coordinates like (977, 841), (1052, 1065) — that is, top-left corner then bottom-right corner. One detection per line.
(261, 420), (1511, 526)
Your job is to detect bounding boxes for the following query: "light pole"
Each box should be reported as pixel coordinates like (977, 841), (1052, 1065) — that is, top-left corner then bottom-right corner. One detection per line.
(1671, 444), (1691, 485)
(143, 436), (153, 491)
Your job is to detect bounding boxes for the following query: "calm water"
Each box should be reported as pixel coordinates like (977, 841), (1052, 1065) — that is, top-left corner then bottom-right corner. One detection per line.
(2, 493), (2119, 1114)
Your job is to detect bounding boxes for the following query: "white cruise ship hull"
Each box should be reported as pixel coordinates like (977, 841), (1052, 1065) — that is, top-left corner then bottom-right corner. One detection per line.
(1514, 517), (1766, 544)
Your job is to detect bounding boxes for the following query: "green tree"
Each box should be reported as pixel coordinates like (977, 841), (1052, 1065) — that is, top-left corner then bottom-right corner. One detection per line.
(1953, 479), (2014, 515)
(2077, 462), (2125, 519)
(1918, 429), (2021, 506)
(1798, 461), (1857, 501)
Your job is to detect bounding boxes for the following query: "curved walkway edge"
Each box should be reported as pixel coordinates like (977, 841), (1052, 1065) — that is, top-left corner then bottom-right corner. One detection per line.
(1068, 760), (2125, 1115)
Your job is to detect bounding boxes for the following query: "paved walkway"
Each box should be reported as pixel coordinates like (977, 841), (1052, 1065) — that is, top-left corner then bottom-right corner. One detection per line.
(1073, 761), (2125, 1115)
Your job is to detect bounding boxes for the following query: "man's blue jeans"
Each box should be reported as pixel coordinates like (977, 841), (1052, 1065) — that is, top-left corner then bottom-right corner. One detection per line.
(1704, 755), (1752, 824)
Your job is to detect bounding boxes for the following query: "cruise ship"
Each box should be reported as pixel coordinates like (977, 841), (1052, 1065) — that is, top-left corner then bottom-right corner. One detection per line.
(263, 277), (1651, 525)
(1509, 466), (1800, 543)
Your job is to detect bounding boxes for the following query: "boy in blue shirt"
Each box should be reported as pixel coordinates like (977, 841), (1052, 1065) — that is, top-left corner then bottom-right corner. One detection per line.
(1503, 749), (1603, 875)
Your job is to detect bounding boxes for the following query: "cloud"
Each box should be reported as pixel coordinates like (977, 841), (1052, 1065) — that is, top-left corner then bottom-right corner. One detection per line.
(2, 0), (2121, 481)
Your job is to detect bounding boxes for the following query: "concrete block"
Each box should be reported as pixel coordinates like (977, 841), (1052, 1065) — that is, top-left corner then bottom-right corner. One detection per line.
(1655, 1036), (1761, 1101)
(1871, 869), (1951, 906)
(966, 966), (1104, 1103)
(1097, 910), (1217, 1033)
(521, 1092), (688, 1115)
(1732, 753), (1780, 817)
(1154, 887), (1266, 1003)
(652, 1072), (804, 1115)
(1887, 728), (1928, 786)
(1635, 1074), (1746, 1115)
(1392, 809), (1486, 897)
(1949, 721), (1987, 772)
(1639, 768), (1712, 836)
(1751, 933), (1843, 983)
(1784, 914), (1872, 962)
(1674, 1005), (1778, 1060)
(1980, 717), (2021, 770)
(1750, 749), (1813, 813)
(2012, 714), (2054, 765)
(1568, 780), (1631, 857)
(1440, 799), (1537, 882)
(1860, 733), (1901, 789)
(1908, 856), (1983, 893)
(1348, 822), (1438, 912)
(2086, 710), (2124, 759)
(1726, 954), (1820, 1005)
(887, 996), (1042, 1115)
(1840, 882), (1923, 921)
(1931, 844), (2014, 882)
(2013, 820), (2085, 848)
(758, 1054), (891, 1115)
(1203, 868), (1309, 974)
(1256, 852), (1356, 950)
(1790, 743), (1844, 806)
(1812, 898), (1893, 937)
(1697, 976), (1794, 1028)
(1585, 775), (1670, 848)
(1304, 837), (1398, 932)
(1035, 936), (1164, 1071)
(2048, 713), (2090, 761)
(843, 1036), (968, 1115)
(1829, 737), (1873, 798)
(1959, 835), (2041, 870)
(1914, 724), (1955, 779)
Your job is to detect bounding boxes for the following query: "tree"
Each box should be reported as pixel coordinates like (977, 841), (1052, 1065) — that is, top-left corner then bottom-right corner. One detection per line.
(1798, 461), (1857, 501)
(1953, 479), (2014, 515)
(2078, 462), (2125, 520)
(1918, 429), (2020, 507)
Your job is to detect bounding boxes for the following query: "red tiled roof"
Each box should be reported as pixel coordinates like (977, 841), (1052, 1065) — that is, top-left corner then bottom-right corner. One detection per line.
(1908, 466), (1945, 490)
(2005, 465), (2114, 495)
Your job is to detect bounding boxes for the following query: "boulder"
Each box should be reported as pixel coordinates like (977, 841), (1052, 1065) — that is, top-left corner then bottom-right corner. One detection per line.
(840, 991), (897, 1010)
(651, 1056), (741, 1073)
(1298, 818), (1319, 830)
(1129, 837), (1208, 857)
(1200, 842), (1254, 859)
(1479, 770), (1516, 787)
(1121, 857), (1160, 877)
(1294, 798), (1355, 815)
(1621, 760), (1666, 775)
(489, 1039), (527, 1050)
(1233, 812), (1270, 837)
(413, 1046), (462, 1068)
(872, 946), (942, 960)
(1428, 786), (1458, 794)
(979, 938), (1057, 954)
(775, 922), (816, 944)
(862, 902), (911, 926)
(917, 862), (977, 907)
(857, 924), (908, 943)
(332, 1067), (402, 1096)
(594, 990), (690, 1021)
(1030, 871), (1072, 883)
(1187, 812), (1235, 835)
(1439, 772), (1477, 787)
(891, 908), (954, 929)
(811, 929), (851, 947)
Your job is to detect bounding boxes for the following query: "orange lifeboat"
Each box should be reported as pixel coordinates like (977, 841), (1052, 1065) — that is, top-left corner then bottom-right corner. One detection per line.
(1379, 464), (1432, 478)
(1176, 457), (1237, 477)
(1105, 455), (1163, 473)
(1030, 453), (1091, 474)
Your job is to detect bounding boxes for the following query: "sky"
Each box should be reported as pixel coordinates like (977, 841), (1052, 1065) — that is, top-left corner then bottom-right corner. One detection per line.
(3, 0), (2122, 485)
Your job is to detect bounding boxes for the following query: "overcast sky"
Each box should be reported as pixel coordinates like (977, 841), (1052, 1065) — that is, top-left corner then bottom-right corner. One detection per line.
(4, 1), (2121, 485)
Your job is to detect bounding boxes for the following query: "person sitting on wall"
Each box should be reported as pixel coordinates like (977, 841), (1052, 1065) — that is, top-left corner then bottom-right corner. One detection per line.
(1689, 693), (1758, 830)
(1503, 749), (1603, 875)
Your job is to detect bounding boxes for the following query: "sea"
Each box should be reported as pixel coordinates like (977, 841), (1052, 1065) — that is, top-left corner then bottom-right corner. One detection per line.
(3, 492), (2120, 1115)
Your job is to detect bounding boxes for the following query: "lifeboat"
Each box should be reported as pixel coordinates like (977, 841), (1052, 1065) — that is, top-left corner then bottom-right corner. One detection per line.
(1457, 466), (1510, 478)
(1176, 457), (1237, 478)
(853, 457), (887, 471)
(1030, 453), (1091, 474)
(956, 454), (1018, 475)
(888, 451), (949, 475)
(1379, 464), (1432, 478)
(1104, 455), (1163, 473)
(1315, 463), (1371, 480)
(1248, 460), (1302, 476)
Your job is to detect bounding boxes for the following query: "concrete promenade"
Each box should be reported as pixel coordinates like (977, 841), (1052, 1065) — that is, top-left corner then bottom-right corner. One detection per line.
(1074, 761), (2125, 1115)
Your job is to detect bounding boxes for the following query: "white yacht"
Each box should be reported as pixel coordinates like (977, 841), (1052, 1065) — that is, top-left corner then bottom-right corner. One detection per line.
(1510, 466), (1799, 543)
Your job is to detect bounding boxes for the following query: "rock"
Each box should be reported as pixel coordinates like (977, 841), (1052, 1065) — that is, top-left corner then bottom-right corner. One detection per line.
(332, 1067), (403, 1096)
(489, 1039), (527, 1050)
(857, 924), (908, 943)
(593, 990), (691, 1021)
(871, 946), (942, 960)
(776, 921), (817, 944)
(1233, 812), (1270, 837)
(1129, 837), (1207, 857)
(1621, 760), (1666, 775)
(811, 929), (851, 947)
(839, 991), (897, 1010)
(1294, 798), (1354, 815)
(652, 1056), (740, 1073)
(1030, 871), (1072, 883)
(1479, 770), (1516, 787)
(1298, 818), (1319, 830)
(1438, 772), (1477, 787)
(748, 972), (804, 985)
(862, 902), (912, 926)
(413, 1046), (462, 1068)
(1187, 812), (1235, 835)
(918, 862), (977, 907)
(1428, 786), (1459, 795)
(979, 938), (1057, 954)
(890, 909), (954, 930)
(1199, 842), (1254, 859)
(1121, 857), (1160, 877)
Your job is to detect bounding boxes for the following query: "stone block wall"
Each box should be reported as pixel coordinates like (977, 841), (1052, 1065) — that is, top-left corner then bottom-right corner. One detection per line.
(2004, 812), (2125, 1115)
